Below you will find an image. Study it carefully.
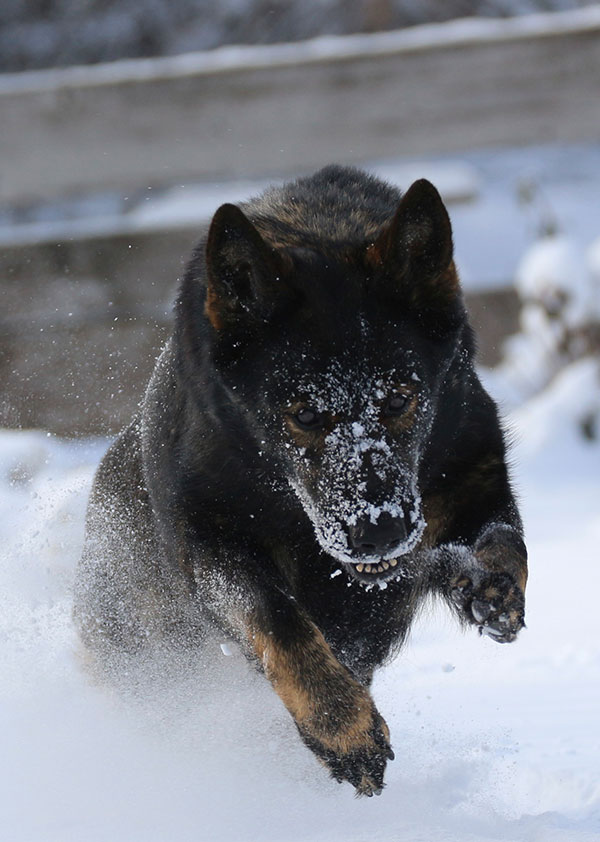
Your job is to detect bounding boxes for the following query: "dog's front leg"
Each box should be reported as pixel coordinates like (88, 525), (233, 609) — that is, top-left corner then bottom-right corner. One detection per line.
(250, 607), (394, 796)
(447, 523), (528, 644)
(194, 555), (393, 796)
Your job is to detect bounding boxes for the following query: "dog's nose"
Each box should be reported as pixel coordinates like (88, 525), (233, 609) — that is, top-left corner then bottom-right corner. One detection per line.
(348, 512), (408, 555)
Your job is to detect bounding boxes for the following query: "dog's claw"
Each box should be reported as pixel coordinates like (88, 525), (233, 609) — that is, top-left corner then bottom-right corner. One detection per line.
(481, 625), (517, 643)
(471, 598), (493, 623)
(480, 611), (519, 643)
(477, 607), (523, 643)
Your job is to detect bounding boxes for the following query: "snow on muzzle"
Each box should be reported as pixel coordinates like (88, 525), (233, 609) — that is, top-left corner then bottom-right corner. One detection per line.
(289, 421), (426, 575)
(342, 497), (426, 579)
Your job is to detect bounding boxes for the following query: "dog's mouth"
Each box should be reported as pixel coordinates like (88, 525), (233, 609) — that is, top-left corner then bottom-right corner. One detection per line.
(338, 511), (426, 583)
(342, 557), (401, 583)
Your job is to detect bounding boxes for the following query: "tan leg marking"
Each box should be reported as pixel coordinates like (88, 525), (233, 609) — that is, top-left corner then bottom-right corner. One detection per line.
(251, 624), (379, 756)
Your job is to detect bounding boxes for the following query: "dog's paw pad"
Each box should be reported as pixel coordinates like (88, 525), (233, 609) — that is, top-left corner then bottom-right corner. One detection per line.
(302, 706), (393, 796)
(478, 607), (524, 643)
(452, 571), (525, 644)
(327, 745), (389, 797)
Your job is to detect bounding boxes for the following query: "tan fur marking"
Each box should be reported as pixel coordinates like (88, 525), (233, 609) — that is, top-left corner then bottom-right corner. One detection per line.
(250, 624), (380, 756)
(283, 404), (345, 453)
(365, 239), (385, 269)
(283, 414), (328, 451)
(318, 702), (376, 755)
(430, 262), (460, 297)
(476, 543), (528, 593)
(420, 494), (449, 549)
(514, 566), (528, 592)
(385, 396), (419, 432)
(204, 285), (225, 331)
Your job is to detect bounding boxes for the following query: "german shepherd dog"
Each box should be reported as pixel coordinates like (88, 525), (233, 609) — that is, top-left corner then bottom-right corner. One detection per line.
(74, 166), (527, 796)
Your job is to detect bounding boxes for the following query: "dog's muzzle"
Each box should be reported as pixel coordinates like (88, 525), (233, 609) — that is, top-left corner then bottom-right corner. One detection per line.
(347, 511), (408, 556)
(341, 506), (425, 582)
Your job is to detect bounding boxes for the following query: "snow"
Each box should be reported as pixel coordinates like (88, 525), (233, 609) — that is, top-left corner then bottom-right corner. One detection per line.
(515, 234), (592, 327)
(482, 191), (600, 406)
(588, 236), (600, 306)
(1, 360), (599, 841)
(444, 144), (600, 291)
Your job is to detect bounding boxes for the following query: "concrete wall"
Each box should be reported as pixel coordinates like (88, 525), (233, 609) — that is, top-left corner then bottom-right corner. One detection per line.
(2, 12), (599, 204)
(0, 222), (519, 437)
(0, 226), (195, 436)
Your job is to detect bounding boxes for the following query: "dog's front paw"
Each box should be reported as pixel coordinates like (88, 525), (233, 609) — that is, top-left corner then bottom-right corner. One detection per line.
(300, 704), (394, 796)
(451, 570), (525, 643)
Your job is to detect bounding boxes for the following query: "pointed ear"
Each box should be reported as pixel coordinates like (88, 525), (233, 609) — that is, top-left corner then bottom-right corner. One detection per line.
(368, 180), (462, 330)
(204, 203), (288, 331)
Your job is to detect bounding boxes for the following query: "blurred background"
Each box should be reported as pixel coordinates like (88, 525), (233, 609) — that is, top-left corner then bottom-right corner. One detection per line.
(1, 6), (600, 842)
(1, 0), (599, 436)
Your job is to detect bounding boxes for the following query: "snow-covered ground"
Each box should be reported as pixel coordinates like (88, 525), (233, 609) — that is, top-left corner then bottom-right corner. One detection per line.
(0, 356), (598, 842)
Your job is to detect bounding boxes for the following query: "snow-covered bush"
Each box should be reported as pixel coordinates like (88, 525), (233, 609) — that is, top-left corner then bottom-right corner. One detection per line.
(502, 234), (599, 383)
(495, 188), (600, 437)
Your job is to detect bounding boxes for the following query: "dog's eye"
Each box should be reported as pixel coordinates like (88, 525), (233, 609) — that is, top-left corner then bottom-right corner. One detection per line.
(294, 408), (323, 429)
(384, 393), (410, 416)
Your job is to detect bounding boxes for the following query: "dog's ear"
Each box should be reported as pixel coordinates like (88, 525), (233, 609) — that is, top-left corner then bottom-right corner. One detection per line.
(204, 203), (288, 331)
(368, 180), (463, 332)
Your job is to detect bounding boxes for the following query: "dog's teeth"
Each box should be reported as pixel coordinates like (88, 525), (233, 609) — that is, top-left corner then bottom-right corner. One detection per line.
(356, 564), (364, 573)
(389, 559), (398, 567)
(377, 565), (383, 573)
(365, 565), (372, 573)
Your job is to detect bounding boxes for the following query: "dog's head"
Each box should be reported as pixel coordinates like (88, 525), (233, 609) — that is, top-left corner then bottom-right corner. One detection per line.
(189, 176), (470, 583)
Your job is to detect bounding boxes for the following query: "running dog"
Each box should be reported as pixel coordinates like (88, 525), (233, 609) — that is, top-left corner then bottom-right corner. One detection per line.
(74, 166), (527, 796)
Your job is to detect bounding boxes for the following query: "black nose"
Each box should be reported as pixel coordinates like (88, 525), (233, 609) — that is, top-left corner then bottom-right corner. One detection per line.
(348, 512), (408, 555)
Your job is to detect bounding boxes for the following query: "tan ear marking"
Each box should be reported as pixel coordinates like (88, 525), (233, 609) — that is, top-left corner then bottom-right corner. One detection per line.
(204, 285), (225, 331)
(365, 239), (385, 269)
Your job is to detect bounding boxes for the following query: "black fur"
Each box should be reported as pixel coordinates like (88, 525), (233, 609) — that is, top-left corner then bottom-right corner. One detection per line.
(74, 166), (527, 796)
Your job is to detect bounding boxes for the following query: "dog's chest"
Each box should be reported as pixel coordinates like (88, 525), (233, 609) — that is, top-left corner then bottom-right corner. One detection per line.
(269, 539), (413, 673)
